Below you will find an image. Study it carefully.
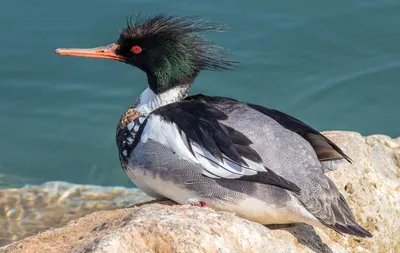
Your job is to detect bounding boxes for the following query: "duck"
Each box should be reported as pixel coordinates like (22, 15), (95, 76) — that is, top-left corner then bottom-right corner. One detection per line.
(55, 13), (372, 238)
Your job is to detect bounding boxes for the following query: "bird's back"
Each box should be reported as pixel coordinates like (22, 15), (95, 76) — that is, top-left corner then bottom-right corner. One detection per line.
(184, 95), (371, 237)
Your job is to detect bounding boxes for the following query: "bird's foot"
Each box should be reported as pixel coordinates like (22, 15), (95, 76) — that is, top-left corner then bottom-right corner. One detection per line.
(186, 198), (207, 207)
(127, 199), (171, 208)
(265, 223), (298, 230)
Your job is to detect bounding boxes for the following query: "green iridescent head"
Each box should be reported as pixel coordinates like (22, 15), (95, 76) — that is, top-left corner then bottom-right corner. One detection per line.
(117, 14), (238, 93)
(56, 13), (237, 94)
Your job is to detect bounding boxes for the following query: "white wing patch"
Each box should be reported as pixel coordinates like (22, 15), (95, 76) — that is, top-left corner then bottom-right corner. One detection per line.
(140, 115), (198, 163)
(140, 114), (267, 179)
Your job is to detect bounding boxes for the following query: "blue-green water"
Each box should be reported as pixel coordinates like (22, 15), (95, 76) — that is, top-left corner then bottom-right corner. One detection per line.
(0, 1), (399, 188)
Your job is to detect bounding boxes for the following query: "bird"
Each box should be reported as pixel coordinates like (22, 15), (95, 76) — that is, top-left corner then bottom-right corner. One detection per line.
(55, 13), (372, 238)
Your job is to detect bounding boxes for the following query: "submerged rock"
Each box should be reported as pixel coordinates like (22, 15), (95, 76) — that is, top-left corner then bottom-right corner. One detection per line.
(0, 181), (152, 246)
(1, 131), (400, 253)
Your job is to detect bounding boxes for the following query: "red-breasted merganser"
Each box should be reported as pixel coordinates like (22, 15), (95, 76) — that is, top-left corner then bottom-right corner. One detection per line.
(55, 14), (372, 238)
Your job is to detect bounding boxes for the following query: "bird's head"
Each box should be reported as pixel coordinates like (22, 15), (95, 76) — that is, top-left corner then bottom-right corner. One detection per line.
(55, 14), (237, 94)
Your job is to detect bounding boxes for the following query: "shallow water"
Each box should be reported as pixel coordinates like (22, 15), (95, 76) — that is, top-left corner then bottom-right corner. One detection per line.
(0, 1), (399, 188)
(0, 181), (152, 246)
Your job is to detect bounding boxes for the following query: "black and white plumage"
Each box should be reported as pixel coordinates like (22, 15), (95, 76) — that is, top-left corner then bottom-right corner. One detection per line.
(129, 95), (370, 237)
(55, 13), (372, 238)
(140, 100), (300, 193)
(192, 95), (353, 173)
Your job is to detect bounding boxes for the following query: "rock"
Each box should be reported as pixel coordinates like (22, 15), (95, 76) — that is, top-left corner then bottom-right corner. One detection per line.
(320, 132), (400, 253)
(0, 201), (346, 253)
(1, 131), (400, 253)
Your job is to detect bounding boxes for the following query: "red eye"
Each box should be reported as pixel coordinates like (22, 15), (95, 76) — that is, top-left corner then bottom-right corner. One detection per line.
(131, 45), (142, 54)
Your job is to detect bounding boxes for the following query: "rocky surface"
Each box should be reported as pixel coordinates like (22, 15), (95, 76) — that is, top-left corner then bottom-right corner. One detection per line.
(319, 132), (400, 253)
(1, 131), (400, 253)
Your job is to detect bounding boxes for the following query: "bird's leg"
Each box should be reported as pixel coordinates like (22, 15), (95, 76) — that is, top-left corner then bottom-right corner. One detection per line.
(265, 223), (298, 230)
(186, 198), (207, 207)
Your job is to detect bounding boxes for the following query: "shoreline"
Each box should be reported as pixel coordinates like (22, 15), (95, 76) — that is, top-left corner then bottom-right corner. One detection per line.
(0, 181), (152, 247)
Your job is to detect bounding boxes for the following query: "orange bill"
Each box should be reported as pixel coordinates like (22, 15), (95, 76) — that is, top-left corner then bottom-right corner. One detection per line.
(55, 43), (125, 62)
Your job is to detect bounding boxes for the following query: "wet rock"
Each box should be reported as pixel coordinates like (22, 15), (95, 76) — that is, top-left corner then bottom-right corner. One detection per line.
(0, 182), (152, 246)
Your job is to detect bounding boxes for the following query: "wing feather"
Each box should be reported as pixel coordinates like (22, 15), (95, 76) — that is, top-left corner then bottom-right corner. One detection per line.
(140, 100), (300, 193)
(184, 94), (352, 172)
(245, 104), (353, 165)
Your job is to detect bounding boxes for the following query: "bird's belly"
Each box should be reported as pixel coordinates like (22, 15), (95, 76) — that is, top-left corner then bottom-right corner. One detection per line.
(125, 167), (165, 199)
(208, 195), (319, 226)
(125, 165), (319, 226)
(125, 165), (194, 202)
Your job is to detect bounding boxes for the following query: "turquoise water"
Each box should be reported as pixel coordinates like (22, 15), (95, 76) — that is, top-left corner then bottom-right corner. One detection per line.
(0, 1), (399, 188)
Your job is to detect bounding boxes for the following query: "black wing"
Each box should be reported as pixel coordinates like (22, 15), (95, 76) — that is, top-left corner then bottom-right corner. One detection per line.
(142, 100), (300, 193)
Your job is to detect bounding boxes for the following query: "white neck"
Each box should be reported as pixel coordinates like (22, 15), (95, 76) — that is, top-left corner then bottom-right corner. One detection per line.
(135, 86), (189, 115)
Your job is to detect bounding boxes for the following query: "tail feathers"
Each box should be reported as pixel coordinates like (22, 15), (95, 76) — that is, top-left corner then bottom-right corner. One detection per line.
(323, 194), (373, 238)
(325, 222), (373, 238)
(311, 182), (373, 238)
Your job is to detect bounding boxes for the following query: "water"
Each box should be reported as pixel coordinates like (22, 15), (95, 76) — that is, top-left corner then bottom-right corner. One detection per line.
(1, 0), (399, 188)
